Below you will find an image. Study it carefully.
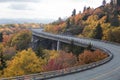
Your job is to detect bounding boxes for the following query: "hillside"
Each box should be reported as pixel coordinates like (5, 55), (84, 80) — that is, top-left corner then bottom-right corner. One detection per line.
(44, 1), (120, 43)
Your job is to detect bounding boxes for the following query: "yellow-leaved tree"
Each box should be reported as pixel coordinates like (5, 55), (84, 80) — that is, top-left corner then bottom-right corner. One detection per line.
(42, 50), (59, 61)
(3, 48), (46, 77)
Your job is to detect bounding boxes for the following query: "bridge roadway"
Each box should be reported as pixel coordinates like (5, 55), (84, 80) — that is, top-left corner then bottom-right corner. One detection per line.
(32, 29), (120, 80)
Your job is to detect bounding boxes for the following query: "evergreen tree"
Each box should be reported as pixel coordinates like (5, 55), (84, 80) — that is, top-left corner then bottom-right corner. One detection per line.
(111, 9), (119, 26)
(102, 0), (106, 6)
(92, 23), (103, 39)
(83, 6), (86, 12)
(66, 19), (70, 28)
(0, 44), (6, 74)
(58, 17), (62, 22)
(72, 9), (76, 16)
(0, 33), (3, 42)
(117, 0), (120, 6)
(68, 40), (85, 61)
(69, 39), (74, 53)
(105, 14), (110, 23)
(111, 16), (119, 27)
(35, 45), (44, 58)
(86, 43), (92, 50)
(110, 0), (114, 5)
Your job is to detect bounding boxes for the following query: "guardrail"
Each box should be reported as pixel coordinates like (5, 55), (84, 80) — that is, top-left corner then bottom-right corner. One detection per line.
(1, 30), (114, 80)
(32, 29), (120, 46)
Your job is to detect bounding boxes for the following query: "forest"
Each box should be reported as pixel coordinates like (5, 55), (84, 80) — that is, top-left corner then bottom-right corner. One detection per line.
(45, 0), (120, 43)
(0, 0), (118, 78)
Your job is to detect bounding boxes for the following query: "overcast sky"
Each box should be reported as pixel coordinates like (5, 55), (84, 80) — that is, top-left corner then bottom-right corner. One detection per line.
(0, 0), (110, 20)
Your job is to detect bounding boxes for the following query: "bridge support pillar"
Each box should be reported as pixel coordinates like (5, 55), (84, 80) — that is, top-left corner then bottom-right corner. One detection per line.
(31, 35), (39, 49)
(52, 42), (56, 50)
(57, 40), (60, 51)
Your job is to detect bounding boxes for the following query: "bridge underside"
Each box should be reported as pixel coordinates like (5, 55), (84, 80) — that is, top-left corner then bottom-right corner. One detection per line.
(32, 35), (63, 51)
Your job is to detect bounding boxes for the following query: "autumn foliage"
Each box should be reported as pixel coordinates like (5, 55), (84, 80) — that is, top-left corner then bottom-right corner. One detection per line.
(2, 49), (46, 77)
(10, 30), (32, 50)
(44, 51), (77, 71)
(44, 2), (120, 43)
(79, 49), (108, 64)
(0, 46), (108, 78)
(0, 1), (116, 78)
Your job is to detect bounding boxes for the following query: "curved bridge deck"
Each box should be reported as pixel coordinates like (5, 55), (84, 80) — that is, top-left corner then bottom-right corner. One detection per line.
(32, 29), (120, 80)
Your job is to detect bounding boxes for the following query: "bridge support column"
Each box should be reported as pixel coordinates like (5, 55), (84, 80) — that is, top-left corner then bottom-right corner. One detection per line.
(31, 35), (39, 49)
(52, 42), (56, 50)
(57, 40), (60, 51)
